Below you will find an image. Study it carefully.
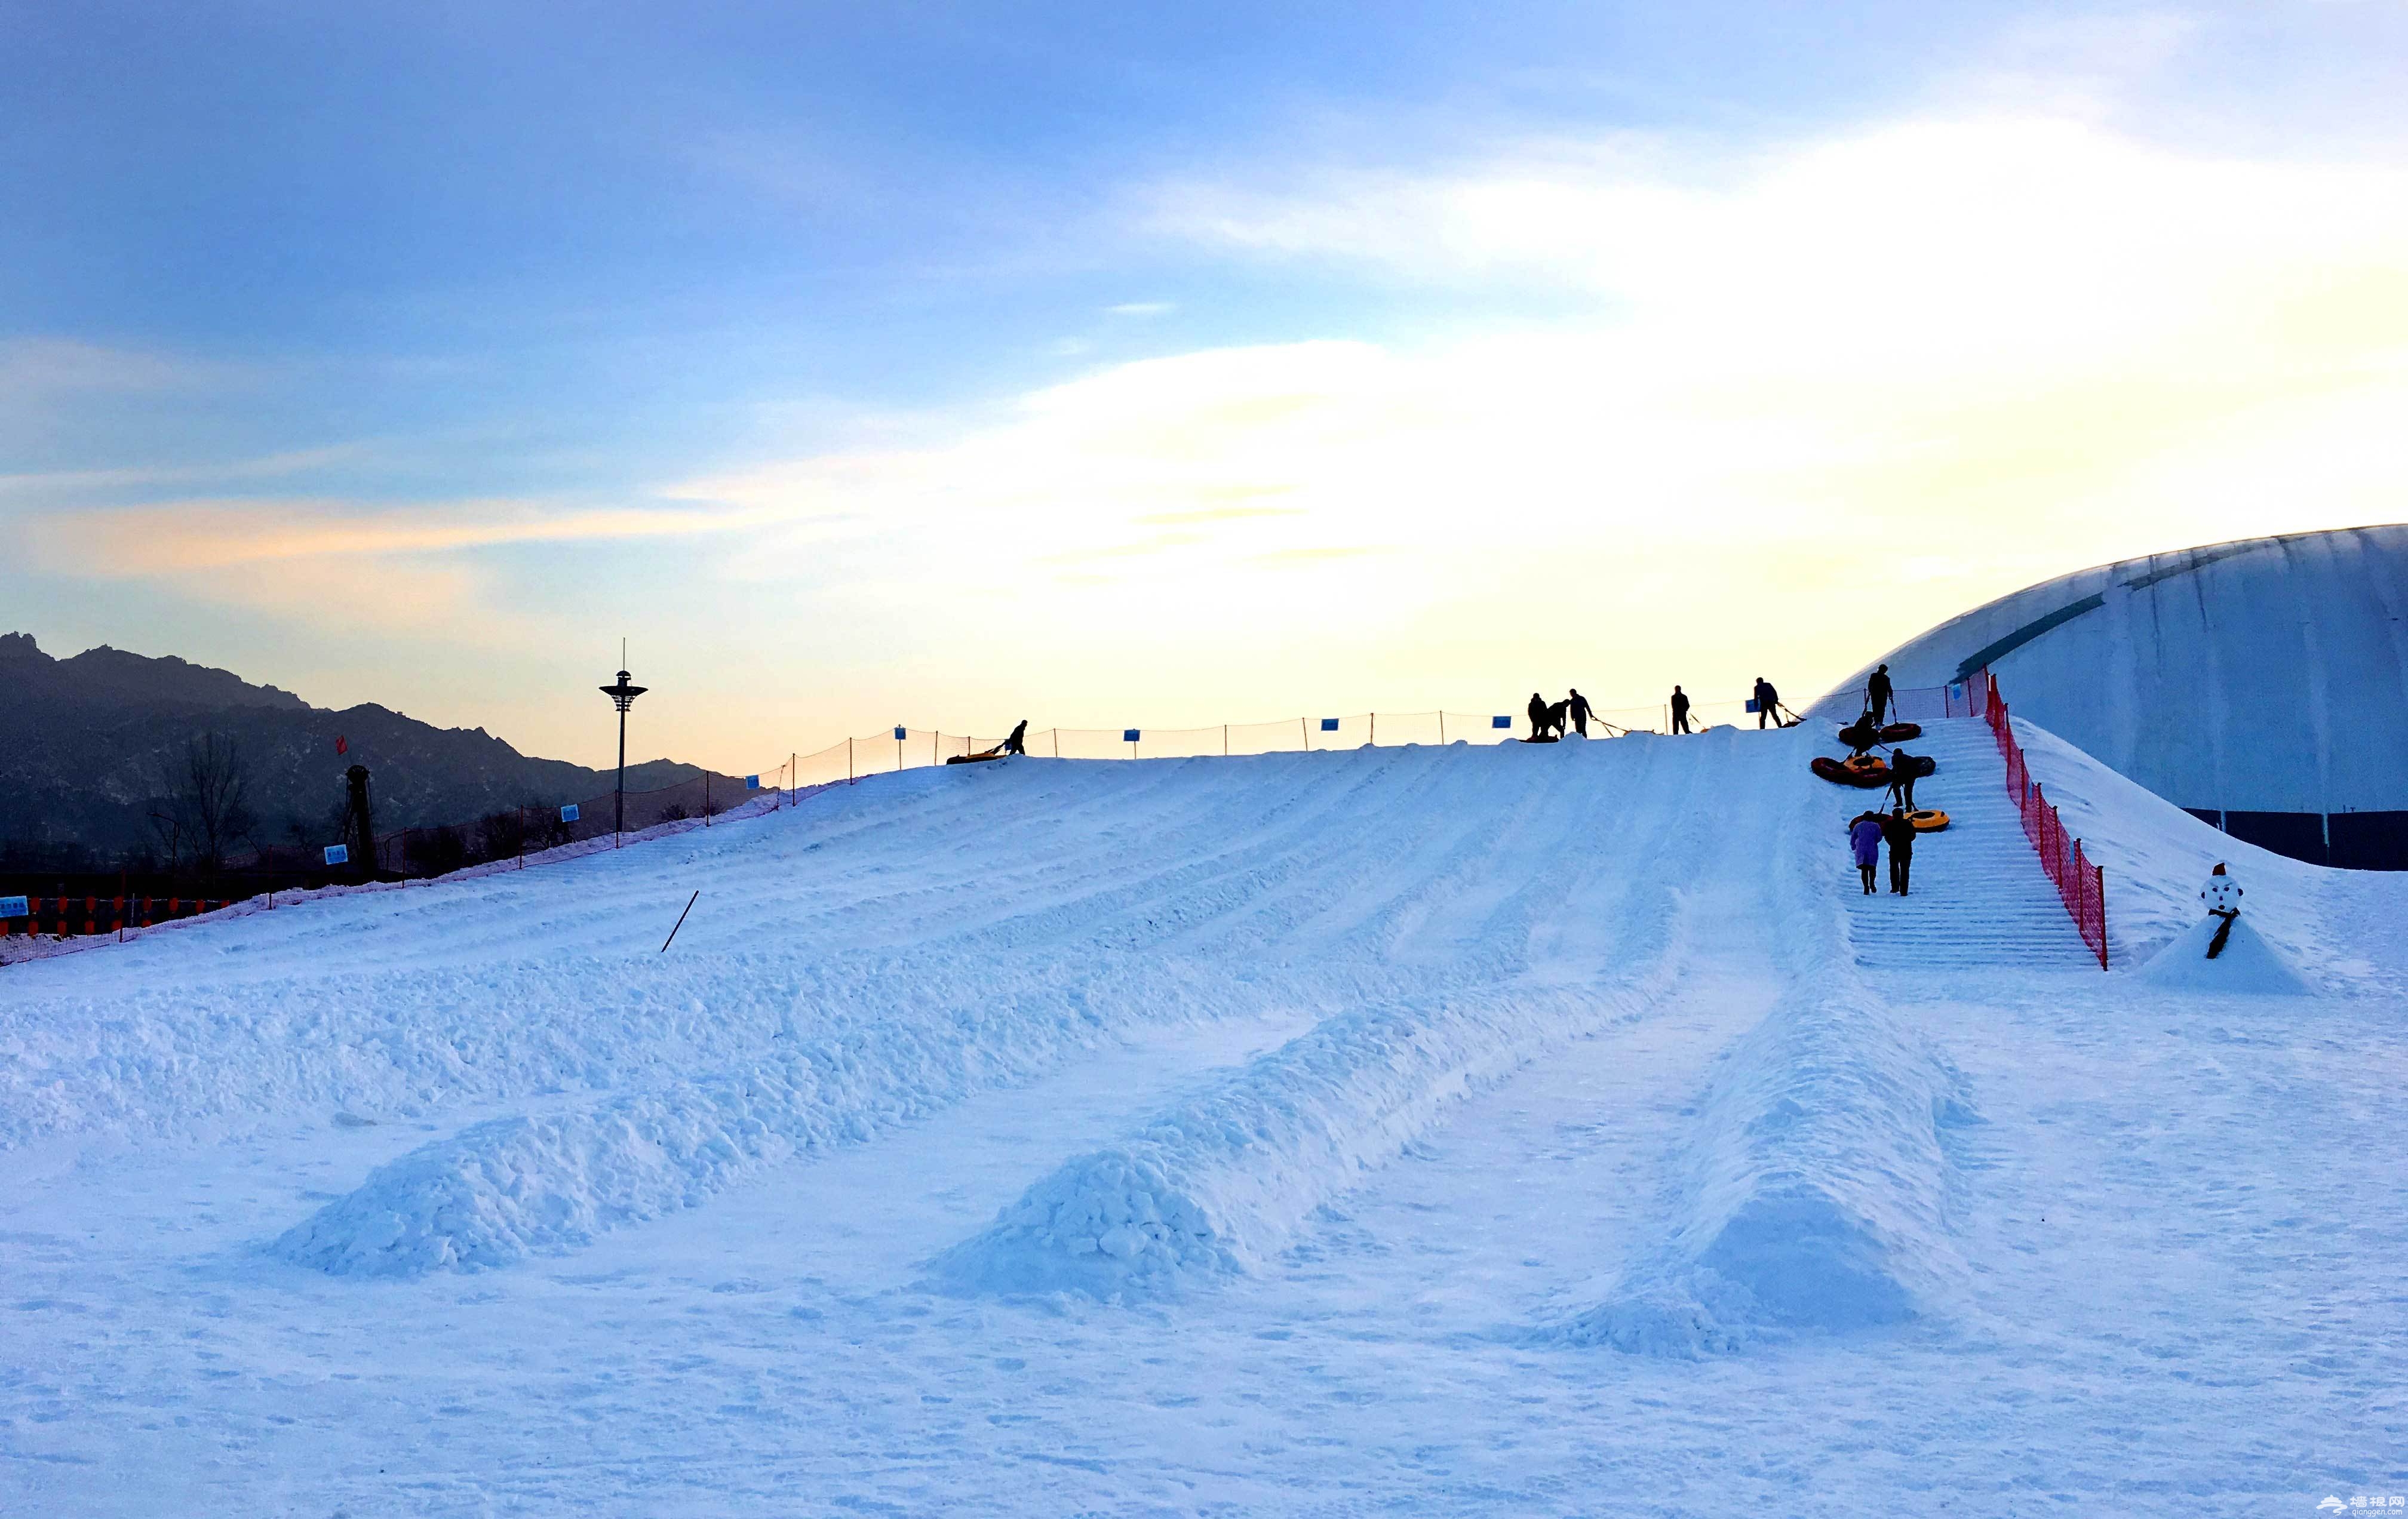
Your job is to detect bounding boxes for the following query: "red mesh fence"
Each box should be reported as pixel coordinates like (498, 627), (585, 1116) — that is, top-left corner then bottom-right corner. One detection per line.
(1985, 672), (2108, 969)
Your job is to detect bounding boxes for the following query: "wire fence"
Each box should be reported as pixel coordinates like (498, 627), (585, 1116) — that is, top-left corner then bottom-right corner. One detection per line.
(8, 685), (1831, 947)
(751, 696), (1807, 792)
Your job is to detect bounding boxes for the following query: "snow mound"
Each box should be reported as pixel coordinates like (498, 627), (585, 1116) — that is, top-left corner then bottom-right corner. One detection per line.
(277, 1081), (794, 1276)
(934, 952), (1686, 1299)
(275, 965), (1227, 1277)
(2133, 914), (2316, 997)
(1562, 978), (1973, 1355)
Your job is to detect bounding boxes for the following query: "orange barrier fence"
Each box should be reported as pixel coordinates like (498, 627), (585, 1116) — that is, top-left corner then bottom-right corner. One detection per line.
(1, 895), (234, 939)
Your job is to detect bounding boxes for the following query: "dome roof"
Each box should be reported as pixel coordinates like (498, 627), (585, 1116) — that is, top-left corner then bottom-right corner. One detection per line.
(1811, 525), (2408, 866)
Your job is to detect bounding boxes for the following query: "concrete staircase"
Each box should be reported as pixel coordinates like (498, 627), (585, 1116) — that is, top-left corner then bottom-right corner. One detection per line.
(1830, 717), (2099, 971)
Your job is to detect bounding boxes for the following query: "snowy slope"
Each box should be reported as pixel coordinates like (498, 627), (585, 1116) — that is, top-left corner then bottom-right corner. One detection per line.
(4, 719), (2404, 1517)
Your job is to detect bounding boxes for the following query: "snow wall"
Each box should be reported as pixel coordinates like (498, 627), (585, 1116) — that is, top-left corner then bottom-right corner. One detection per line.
(1810, 524), (2408, 869)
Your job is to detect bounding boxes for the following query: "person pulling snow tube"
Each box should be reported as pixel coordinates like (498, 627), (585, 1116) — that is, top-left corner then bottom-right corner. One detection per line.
(1811, 754), (1891, 788)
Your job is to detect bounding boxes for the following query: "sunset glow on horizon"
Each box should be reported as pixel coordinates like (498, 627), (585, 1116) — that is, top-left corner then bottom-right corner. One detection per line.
(6, 4), (2404, 772)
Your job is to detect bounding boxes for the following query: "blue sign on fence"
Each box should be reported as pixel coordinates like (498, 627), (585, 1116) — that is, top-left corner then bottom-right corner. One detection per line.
(893, 726), (908, 741)
(1320, 718), (1339, 731)
(560, 803), (580, 823)
(745, 774), (760, 789)
(322, 844), (350, 866)
(1491, 715), (1511, 728)
(1123, 729), (1141, 743)
(0, 895), (27, 920)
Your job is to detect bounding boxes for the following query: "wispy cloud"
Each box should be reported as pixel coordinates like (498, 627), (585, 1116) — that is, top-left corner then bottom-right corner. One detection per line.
(0, 445), (371, 500)
(632, 108), (2408, 699)
(1107, 302), (1174, 317)
(29, 497), (767, 576)
(1132, 503), (1304, 525)
(0, 337), (237, 396)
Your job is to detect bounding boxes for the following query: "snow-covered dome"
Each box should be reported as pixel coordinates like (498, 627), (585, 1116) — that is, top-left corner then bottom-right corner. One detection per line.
(1813, 524), (2408, 869)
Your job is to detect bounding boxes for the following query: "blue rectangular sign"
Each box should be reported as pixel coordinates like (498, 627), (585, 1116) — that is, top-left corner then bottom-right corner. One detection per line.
(1123, 729), (1141, 743)
(0, 895), (27, 919)
(1492, 715), (1511, 728)
(560, 803), (580, 823)
(893, 726), (908, 741)
(1319, 718), (1339, 731)
(745, 774), (760, 789)
(322, 844), (350, 866)
(1744, 699), (1759, 713)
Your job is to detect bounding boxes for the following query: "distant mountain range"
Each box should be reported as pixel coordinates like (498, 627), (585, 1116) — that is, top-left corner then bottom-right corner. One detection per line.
(4, 632), (702, 865)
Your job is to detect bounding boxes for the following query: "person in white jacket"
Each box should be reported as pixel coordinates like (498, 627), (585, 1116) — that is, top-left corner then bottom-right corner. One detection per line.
(2201, 862), (2243, 958)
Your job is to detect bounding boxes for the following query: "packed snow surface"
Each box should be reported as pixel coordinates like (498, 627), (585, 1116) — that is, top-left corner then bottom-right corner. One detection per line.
(4, 721), (2405, 1515)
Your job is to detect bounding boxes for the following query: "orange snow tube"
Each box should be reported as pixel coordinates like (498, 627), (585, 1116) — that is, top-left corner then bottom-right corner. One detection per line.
(1812, 755), (1892, 788)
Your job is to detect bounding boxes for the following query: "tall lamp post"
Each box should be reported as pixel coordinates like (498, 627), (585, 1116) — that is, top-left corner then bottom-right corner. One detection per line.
(599, 666), (647, 844)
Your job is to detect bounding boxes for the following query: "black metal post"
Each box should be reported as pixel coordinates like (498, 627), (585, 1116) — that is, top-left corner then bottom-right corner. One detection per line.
(599, 668), (647, 848)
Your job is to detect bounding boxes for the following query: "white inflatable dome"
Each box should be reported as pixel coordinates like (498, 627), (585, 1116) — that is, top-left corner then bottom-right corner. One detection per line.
(1812, 525), (2408, 869)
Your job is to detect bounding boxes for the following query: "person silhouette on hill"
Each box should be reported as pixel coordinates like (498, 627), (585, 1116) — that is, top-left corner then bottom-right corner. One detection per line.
(1670, 685), (1691, 734)
(1753, 677), (1780, 728)
(1848, 810), (1884, 895)
(1002, 719), (1028, 756)
(1881, 805), (1916, 896)
(1527, 692), (1550, 740)
(1887, 747), (1922, 810)
(1567, 688), (1596, 737)
(1866, 663), (1894, 727)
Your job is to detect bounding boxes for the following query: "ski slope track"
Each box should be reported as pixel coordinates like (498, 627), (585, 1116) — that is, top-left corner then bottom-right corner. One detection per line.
(6, 717), (2407, 1517)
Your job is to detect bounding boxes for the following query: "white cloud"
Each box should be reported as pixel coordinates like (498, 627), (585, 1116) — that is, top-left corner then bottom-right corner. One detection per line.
(654, 112), (2408, 709)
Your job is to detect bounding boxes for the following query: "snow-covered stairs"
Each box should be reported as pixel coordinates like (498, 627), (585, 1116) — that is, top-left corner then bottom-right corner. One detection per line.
(1835, 717), (2100, 971)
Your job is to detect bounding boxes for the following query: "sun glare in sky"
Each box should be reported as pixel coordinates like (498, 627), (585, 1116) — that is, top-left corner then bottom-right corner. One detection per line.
(5, 3), (2404, 770)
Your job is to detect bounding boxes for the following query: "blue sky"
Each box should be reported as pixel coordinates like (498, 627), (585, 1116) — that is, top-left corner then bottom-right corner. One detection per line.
(5, 2), (2406, 768)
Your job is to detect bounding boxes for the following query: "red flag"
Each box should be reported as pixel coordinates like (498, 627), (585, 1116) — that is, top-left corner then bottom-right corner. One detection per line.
(335, 736), (348, 755)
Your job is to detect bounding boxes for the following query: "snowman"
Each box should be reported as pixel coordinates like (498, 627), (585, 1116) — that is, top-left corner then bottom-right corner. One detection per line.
(2200, 862), (2243, 959)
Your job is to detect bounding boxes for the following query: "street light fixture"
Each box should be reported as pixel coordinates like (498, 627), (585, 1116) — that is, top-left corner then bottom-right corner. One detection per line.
(599, 665), (647, 844)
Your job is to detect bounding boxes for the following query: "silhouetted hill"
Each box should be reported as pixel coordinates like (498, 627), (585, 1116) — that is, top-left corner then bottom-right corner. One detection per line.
(4, 633), (702, 865)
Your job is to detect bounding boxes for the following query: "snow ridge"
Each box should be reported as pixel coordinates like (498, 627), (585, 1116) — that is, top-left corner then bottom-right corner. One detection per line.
(273, 961), (1234, 1277)
(1561, 787), (1976, 1355)
(930, 897), (1692, 1298)
(1562, 976), (1975, 1355)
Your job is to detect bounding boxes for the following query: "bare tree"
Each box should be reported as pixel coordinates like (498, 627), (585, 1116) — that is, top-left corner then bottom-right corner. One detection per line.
(152, 733), (259, 877)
